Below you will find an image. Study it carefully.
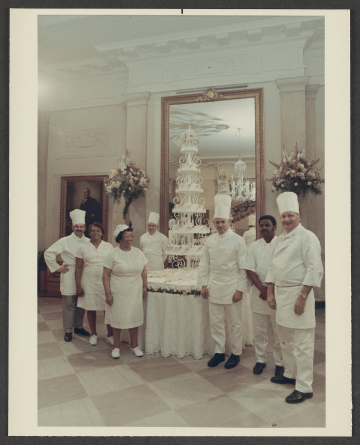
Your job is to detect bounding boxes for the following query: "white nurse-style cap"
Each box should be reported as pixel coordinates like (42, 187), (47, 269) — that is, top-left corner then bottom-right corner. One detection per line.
(70, 209), (86, 225)
(214, 194), (231, 219)
(276, 192), (299, 215)
(248, 214), (256, 226)
(148, 212), (160, 225)
(114, 224), (129, 239)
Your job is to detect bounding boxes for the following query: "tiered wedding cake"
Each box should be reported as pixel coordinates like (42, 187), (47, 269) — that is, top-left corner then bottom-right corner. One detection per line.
(166, 125), (210, 269)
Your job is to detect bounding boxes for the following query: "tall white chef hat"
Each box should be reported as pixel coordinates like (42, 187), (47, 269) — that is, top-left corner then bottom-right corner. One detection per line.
(276, 192), (299, 215)
(70, 209), (86, 225)
(114, 224), (129, 239)
(214, 194), (231, 219)
(148, 212), (160, 225)
(248, 214), (256, 226)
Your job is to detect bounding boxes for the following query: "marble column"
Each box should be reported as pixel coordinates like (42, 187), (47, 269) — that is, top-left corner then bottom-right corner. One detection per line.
(122, 92), (151, 247)
(276, 76), (310, 228)
(305, 84), (325, 302)
(38, 111), (52, 250)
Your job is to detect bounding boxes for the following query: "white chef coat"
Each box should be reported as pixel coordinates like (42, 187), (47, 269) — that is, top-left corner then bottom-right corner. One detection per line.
(243, 236), (277, 315)
(103, 247), (148, 329)
(265, 224), (323, 329)
(197, 228), (250, 304)
(140, 230), (168, 271)
(44, 233), (90, 296)
(75, 241), (114, 310)
(243, 227), (256, 247)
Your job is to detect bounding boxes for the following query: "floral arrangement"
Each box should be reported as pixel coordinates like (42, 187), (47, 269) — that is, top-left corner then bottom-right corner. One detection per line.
(147, 285), (201, 297)
(105, 151), (150, 219)
(268, 144), (324, 196)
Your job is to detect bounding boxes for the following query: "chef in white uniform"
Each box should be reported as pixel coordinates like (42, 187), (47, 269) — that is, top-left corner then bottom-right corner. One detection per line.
(44, 209), (91, 342)
(243, 214), (256, 247)
(198, 195), (250, 369)
(266, 192), (323, 404)
(243, 214), (283, 376)
(140, 212), (168, 271)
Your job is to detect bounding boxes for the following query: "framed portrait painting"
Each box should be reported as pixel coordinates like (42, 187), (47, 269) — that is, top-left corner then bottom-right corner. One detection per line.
(60, 175), (109, 241)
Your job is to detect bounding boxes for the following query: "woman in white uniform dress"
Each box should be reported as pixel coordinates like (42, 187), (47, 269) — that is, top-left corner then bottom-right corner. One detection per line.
(75, 222), (114, 346)
(103, 223), (148, 359)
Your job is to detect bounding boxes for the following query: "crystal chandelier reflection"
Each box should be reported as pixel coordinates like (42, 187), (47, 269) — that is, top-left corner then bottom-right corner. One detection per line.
(230, 128), (256, 203)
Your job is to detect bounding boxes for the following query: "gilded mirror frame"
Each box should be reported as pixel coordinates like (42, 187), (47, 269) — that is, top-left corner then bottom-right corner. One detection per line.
(160, 87), (264, 239)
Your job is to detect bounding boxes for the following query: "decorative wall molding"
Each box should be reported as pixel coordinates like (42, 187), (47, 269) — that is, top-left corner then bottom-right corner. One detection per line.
(123, 91), (151, 104)
(276, 76), (310, 93)
(305, 84), (320, 99)
(64, 129), (109, 150)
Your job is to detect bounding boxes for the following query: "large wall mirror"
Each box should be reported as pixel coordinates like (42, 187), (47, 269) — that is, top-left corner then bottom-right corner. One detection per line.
(160, 88), (264, 238)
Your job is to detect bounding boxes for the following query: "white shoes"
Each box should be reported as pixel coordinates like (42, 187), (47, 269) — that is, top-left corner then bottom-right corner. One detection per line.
(89, 335), (98, 346)
(130, 346), (144, 357)
(106, 336), (114, 346)
(111, 348), (120, 359)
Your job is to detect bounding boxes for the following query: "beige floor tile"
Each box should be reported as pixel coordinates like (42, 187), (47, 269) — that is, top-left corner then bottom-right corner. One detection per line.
(148, 372), (224, 409)
(228, 386), (289, 414)
(42, 311), (64, 321)
(314, 338), (326, 352)
(38, 331), (57, 345)
(37, 321), (50, 332)
(175, 394), (266, 428)
(38, 397), (105, 426)
(124, 410), (190, 427)
(38, 355), (75, 381)
(38, 374), (88, 409)
(91, 384), (172, 426)
(197, 365), (268, 393)
(38, 304), (63, 314)
(38, 314), (45, 323)
(255, 398), (317, 425)
(127, 356), (192, 383)
(272, 404), (325, 428)
(174, 355), (212, 372)
(313, 362), (326, 376)
(58, 336), (110, 357)
(77, 364), (145, 396)
(38, 342), (64, 360)
(51, 329), (66, 342)
(38, 297), (62, 307)
(313, 350), (326, 366)
(66, 348), (124, 372)
(46, 319), (64, 331)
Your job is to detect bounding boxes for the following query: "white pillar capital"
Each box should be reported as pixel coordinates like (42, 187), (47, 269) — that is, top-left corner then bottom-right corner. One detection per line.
(275, 76), (310, 94)
(305, 84), (320, 99)
(123, 91), (151, 107)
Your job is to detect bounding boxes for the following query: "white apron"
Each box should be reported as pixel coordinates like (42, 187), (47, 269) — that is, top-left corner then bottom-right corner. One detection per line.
(275, 285), (316, 329)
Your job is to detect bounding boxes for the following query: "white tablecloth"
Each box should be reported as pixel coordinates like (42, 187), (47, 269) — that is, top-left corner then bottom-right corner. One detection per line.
(145, 291), (253, 359)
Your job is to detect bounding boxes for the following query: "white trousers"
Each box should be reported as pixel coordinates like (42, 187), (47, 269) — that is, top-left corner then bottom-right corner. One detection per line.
(209, 301), (243, 355)
(277, 324), (315, 393)
(253, 312), (283, 366)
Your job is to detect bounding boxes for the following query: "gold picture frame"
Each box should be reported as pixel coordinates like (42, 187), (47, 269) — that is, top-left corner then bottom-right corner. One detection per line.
(160, 87), (264, 238)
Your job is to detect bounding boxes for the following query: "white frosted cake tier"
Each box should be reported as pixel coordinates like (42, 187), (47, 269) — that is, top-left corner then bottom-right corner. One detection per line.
(165, 244), (204, 256)
(169, 224), (210, 234)
(178, 166), (200, 173)
(180, 145), (198, 154)
(176, 185), (203, 193)
(147, 269), (200, 292)
(173, 203), (206, 213)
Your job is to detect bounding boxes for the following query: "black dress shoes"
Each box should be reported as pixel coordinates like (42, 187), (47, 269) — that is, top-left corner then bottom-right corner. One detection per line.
(270, 375), (296, 385)
(207, 353), (225, 367)
(64, 333), (72, 342)
(225, 354), (240, 369)
(253, 362), (266, 374)
(285, 390), (313, 404)
(74, 328), (90, 336)
(275, 365), (285, 377)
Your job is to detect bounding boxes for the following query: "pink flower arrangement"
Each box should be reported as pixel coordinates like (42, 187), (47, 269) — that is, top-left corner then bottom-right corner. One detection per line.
(267, 143), (324, 196)
(105, 153), (150, 219)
